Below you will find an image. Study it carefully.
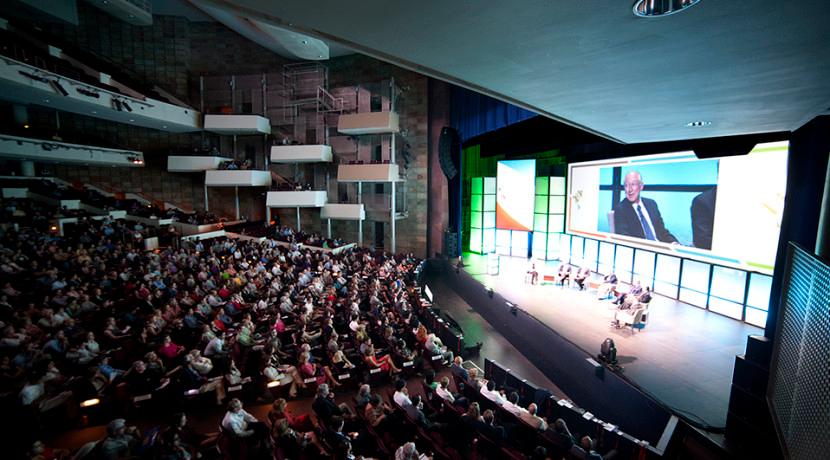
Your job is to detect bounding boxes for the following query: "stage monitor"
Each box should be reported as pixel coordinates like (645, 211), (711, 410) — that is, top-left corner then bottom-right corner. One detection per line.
(497, 159), (536, 231)
(566, 141), (788, 274)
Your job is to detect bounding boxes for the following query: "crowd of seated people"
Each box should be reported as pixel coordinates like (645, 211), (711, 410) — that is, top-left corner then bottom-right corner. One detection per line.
(218, 159), (253, 170)
(0, 211), (490, 459)
(1, 198), (88, 231)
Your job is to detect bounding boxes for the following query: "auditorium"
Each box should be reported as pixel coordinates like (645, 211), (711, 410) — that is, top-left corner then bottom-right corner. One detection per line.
(0, 1), (827, 459)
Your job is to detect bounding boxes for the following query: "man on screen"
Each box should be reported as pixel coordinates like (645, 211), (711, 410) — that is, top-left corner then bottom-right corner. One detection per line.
(613, 171), (677, 243)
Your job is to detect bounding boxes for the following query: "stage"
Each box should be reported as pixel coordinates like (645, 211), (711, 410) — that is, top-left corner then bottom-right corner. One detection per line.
(442, 253), (763, 432)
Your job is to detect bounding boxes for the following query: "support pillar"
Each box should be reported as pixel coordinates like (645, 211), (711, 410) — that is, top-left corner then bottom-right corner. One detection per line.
(357, 182), (363, 246)
(391, 182), (396, 253)
(296, 207), (301, 231)
(204, 184), (209, 211)
(266, 207), (271, 225)
(234, 186), (240, 220)
(327, 219), (332, 239)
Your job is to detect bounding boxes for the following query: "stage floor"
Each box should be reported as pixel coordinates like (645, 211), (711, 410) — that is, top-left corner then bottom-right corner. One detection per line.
(454, 253), (763, 429)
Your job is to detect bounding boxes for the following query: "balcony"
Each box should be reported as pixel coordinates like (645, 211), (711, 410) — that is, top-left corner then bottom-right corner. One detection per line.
(204, 170), (271, 187)
(266, 190), (327, 208)
(204, 114), (271, 134)
(320, 203), (365, 221)
(0, 133), (144, 167)
(0, 56), (200, 132)
(270, 145), (332, 163)
(167, 156), (224, 172)
(337, 163), (402, 183)
(337, 111), (399, 135)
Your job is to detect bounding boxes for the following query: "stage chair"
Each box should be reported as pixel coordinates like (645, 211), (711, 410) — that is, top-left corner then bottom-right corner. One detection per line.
(617, 307), (648, 333)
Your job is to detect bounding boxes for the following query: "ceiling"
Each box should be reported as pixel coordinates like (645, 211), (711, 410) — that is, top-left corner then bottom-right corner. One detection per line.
(195, 0), (830, 144)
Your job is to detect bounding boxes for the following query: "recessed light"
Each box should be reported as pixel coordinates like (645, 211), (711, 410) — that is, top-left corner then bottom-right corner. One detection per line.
(633, 0), (701, 18)
(129, 119), (135, 122)
(162, 125), (168, 129)
(43, 99), (50, 103)
(92, 111), (97, 114)
(301, 40), (308, 44)
(686, 120), (711, 127)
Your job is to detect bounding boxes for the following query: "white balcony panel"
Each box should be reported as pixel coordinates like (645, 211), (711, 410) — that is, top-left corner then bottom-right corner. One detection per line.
(205, 170), (271, 187)
(337, 163), (402, 182)
(0, 57), (200, 132)
(266, 191), (328, 208)
(204, 114), (271, 134)
(337, 111), (399, 135)
(270, 145), (332, 163)
(0, 134), (144, 167)
(320, 204), (365, 221)
(167, 156), (224, 172)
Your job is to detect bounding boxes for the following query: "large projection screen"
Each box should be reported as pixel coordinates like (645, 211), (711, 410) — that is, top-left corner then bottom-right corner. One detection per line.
(566, 141), (788, 274)
(497, 159), (536, 231)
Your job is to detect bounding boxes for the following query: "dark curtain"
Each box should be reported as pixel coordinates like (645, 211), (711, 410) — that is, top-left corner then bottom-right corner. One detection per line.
(449, 85), (536, 143)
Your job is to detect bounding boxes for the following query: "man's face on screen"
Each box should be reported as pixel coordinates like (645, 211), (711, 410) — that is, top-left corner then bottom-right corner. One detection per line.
(624, 172), (643, 203)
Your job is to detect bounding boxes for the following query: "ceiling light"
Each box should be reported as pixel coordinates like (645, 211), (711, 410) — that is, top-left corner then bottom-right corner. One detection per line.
(91, 111), (97, 114)
(129, 119), (135, 122)
(633, 0), (701, 18)
(162, 125), (168, 129)
(686, 120), (711, 127)
(302, 40), (308, 44)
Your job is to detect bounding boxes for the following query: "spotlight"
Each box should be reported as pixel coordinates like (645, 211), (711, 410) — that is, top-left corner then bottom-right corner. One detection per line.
(49, 79), (69, 96)
(122, 101), (133, 112)
(23, 124), (29, 129)
(113, 99), (123, 111)
(486, 286), (494, 298)
(598, 338), (618, 366)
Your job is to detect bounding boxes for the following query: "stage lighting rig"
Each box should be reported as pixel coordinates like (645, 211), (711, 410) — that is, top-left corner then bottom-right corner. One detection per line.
(598, 338), (622, 371)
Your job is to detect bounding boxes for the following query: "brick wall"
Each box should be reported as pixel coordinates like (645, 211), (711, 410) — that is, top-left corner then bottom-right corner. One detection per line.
(32, 9), (432, 256)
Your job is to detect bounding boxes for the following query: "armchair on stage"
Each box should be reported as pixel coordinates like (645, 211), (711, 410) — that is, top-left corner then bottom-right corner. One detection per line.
(614, 305), (649, 333)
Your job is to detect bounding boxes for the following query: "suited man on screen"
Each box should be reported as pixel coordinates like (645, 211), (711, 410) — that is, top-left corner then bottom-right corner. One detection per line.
(613, 171), (677, 243)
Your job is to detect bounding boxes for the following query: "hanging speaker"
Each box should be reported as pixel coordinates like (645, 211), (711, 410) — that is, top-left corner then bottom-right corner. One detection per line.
(439, 127), (459, 179)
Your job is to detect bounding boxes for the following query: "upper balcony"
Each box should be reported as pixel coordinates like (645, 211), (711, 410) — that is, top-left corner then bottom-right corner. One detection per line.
(337, 163), (403, 183)
(0, 56), (200, 132)
(0, 133), (144, 167)
(205, 170), (271, 187)
(266, 190), (328, 208)
(337, 111), (399, 135)
(204, 114), (271, 135)
(167, 156), (224, 172)
(270, 144), (332, 163)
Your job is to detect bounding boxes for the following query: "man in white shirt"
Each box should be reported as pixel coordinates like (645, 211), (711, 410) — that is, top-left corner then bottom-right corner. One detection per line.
(480, 380), (507, 406)
(393, 379), (412, 407)
(518, 403), (549, 431)
(502, 392), (527, 417)
(221, 398), (267, 442)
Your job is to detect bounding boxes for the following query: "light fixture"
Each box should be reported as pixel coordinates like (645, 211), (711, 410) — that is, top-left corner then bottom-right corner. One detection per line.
(129, 119), (135, 122)
(686, 120), (711, 127)
(633, 0), (701, 18)
(121, 101), (133, 112)
(80, 398), (100, 407)
(49, 79), (69, 96)
(301, 39), (308, 44)
(91, 111), (97, 114)
(23, 124), (30, 129)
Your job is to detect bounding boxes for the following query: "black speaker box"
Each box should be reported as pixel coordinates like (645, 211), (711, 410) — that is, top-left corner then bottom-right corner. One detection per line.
(732, 354), (768, 397)
(745, 334), (771, 368)
(438, 127), (459, 179)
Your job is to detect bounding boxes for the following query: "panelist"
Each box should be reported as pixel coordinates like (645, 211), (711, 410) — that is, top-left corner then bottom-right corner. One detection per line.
(613, 171), (677, 243)
(555, 264), (572, 286)
(614, 280), (643, 306)
(597, 273), (618, 300)
(527, 262), (539, 285)
(573, 266), (591, 290)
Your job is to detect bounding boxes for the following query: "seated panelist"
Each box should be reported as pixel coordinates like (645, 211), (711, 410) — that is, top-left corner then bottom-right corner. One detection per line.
(555, 264), (572, 285)
(573, 267), (591, 290)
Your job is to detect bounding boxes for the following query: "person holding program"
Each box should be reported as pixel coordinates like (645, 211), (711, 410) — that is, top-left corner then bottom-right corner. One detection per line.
(613, 171), (677, 243)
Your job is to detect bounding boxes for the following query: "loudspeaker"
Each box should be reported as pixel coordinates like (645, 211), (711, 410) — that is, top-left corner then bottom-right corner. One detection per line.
(745, 334), (771, 368)
(443, 231), (459, 257)
(693, 138), (756, 159)
(438, 127), (459, 179)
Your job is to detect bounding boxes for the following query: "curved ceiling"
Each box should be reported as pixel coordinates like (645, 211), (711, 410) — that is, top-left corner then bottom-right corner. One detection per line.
(196, 0), (830, 144)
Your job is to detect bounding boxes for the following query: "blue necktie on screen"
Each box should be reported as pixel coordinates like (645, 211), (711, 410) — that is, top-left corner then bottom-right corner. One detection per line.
(636, 204), (656, 241)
